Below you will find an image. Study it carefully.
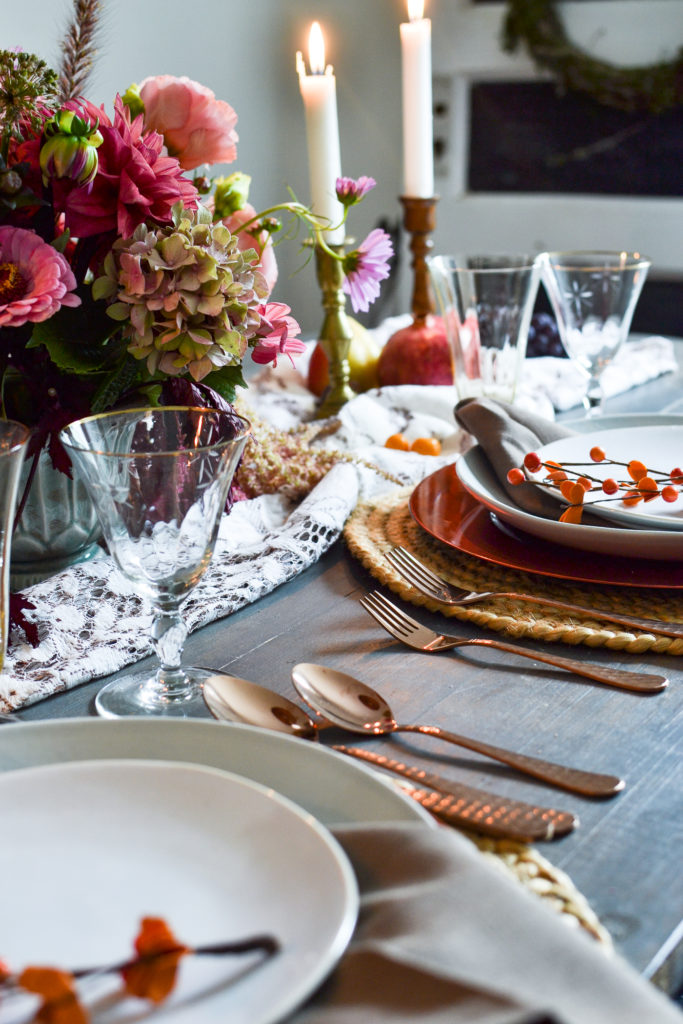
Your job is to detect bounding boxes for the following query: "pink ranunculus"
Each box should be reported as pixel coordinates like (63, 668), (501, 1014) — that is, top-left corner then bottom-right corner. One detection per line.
(222, 203), (278, 297)
(139, 75), (239, 171)
(63, 97), (198, 240)
(0, 226), (80, 327)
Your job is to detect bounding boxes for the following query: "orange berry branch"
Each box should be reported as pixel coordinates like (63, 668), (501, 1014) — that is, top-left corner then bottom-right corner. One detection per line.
(507, 446), (682, 524)
(0, 917), (279, 1023)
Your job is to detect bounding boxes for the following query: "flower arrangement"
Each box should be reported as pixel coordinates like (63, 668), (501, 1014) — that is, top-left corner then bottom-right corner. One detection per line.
(0, 11), (392, 476)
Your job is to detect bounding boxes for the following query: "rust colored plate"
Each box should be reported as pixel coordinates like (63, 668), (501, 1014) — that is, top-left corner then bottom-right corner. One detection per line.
(409, 464), (683, 589)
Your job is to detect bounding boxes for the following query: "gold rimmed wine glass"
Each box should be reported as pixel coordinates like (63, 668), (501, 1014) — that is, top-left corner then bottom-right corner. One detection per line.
(59, 406), (250, 718)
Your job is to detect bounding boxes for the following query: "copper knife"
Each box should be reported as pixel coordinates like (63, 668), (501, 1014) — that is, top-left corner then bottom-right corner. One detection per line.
(334, 744), (578, 841)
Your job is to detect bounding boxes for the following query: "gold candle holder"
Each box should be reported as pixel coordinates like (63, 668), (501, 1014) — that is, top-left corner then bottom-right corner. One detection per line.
(313, 242), (356, 419)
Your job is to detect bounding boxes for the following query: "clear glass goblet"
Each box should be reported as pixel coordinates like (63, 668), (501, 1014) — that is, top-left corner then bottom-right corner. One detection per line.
(540, 251), (651, 417)
(59, 406), (250, 719)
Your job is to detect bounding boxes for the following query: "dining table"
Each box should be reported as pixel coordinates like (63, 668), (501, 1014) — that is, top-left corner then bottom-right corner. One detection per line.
(2, 332), (682, 1024)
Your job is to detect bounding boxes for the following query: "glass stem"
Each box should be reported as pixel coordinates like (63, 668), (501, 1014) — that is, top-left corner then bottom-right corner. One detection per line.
(583, 374), (604, 417)
(149, 603), (192, 703)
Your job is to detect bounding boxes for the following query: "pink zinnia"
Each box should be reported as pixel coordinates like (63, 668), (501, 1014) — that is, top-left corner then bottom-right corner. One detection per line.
(63, 97), (198, 239)
(335, 175), (376, 206)
(139, 75), (239, 171)
(342, 228), (393, 313)
(251, 302), (305, 367)
(0, 226), (80, 327)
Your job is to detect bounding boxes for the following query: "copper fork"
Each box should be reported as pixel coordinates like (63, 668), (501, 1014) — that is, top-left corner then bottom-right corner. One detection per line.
(360, 590), (668, 693)
(385, 546), (683, 640)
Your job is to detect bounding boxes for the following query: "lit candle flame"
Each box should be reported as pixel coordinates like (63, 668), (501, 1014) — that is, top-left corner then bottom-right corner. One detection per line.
(407, 0), (424, 22)
(308, 21), (326, 74)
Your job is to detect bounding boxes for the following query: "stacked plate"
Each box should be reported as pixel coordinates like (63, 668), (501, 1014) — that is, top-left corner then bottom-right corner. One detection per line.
(411, 415), (683, 587)
(0, 718), (431, 1024)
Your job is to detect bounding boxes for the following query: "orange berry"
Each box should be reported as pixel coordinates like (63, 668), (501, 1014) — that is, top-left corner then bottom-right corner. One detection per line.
(523, 451), (542, 472)
(622, 489), (642, 507)
(559, 505), (583, 524)
(670, 467), (683, 484)
(628, 459), (647, 482)
(602, 478), (619, 495)
(637, 476), (659, 501)
(507, 467), (525, 485)
(662, 485), (679, 503)
(411, 437), (442, 456)
(385, 433), (410, 451)
(590, 446), (606, 462)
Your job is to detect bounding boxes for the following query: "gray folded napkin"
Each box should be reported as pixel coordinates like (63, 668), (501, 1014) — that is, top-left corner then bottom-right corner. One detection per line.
(454, 398), (575, 519)
(289, 822), (680, 1024)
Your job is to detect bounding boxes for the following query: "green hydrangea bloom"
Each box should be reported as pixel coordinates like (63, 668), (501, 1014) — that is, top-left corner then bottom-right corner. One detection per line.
(93, 203), (268, 382)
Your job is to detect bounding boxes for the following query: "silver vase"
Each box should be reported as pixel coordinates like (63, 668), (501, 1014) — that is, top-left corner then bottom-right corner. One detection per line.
(10, 447), (103, 589)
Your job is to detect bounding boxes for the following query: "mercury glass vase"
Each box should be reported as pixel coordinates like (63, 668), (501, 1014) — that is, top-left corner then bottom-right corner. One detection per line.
(10, 447), (103, 589)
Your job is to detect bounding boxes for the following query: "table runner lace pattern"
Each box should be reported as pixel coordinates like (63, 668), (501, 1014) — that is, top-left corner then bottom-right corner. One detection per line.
(0, 465), (360, 712)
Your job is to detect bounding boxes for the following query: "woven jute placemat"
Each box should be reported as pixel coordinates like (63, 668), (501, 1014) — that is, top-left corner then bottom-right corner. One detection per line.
(344, 487), (683, 656)
(466, 833), (612, 948)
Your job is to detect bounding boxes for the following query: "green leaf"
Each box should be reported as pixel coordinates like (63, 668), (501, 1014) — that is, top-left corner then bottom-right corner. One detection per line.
(90, 356), (142, 413)
(29, 290), (126, 375)
(202, 364), (247, 404)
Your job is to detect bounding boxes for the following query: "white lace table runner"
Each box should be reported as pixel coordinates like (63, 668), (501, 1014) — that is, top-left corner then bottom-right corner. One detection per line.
(1, 329), (677, 712)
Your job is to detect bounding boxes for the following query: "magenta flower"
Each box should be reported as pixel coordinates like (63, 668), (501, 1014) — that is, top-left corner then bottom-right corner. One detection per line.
(251, 302), (305, 367)
(342, 228), (393, 313)
(0, 226), (80, 327)
(335, 175), (376, 207)
(63, 97), (198, 239)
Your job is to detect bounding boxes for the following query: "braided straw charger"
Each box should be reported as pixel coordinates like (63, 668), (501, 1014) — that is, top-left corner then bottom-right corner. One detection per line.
(344, 487), (683, 656)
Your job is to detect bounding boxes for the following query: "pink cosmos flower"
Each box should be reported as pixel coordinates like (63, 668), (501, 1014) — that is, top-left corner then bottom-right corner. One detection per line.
(222, 203), (278, 297)
(139, 75), (239, 171)
(63, 97), (198, 239)
(342, 228), (393, 313)
(251, 302), (305, 367)
(335, 175), (376, 206)
(0, 226), (80, 327)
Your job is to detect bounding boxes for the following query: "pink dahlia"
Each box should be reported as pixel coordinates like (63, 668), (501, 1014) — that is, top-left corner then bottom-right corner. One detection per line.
(251, 302), (305, 367)
(139, 75), (238, 171)
(0, 226), (80, 327)
(63, 97), (198, 239)
(342, 228), (393, 313)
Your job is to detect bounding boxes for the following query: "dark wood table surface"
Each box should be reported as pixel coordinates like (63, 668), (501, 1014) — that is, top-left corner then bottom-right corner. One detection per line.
(14, 343), (683, 998)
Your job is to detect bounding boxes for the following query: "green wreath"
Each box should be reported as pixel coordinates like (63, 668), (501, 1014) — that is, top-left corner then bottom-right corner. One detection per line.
(503, 0), (683, 113)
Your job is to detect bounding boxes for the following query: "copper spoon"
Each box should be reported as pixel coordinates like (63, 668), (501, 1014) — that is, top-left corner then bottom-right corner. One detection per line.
(291, 663), (624, 798)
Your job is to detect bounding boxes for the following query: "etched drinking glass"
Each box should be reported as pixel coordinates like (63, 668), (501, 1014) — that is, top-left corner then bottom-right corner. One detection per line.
(0, 419), (30, 673)
(428, 254), (541, 404)
(540, 251), (651, 417)
(59, 407), (250, 718)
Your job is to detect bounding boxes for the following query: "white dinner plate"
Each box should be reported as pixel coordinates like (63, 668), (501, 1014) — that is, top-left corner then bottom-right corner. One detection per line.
(0, 717), (432, 827)
(455, 414), (683, 560)
(536, 426), (683, 531)
(0, 758), (358, 1024)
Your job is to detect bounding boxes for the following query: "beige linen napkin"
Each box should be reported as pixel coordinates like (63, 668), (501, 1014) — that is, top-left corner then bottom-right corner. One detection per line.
(454, 397), (574, 519)
(289, 823), (680, 1024)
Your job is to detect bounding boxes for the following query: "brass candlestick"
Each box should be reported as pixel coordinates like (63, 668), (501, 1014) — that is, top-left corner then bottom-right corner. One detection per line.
(313, 242), (356, 419)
